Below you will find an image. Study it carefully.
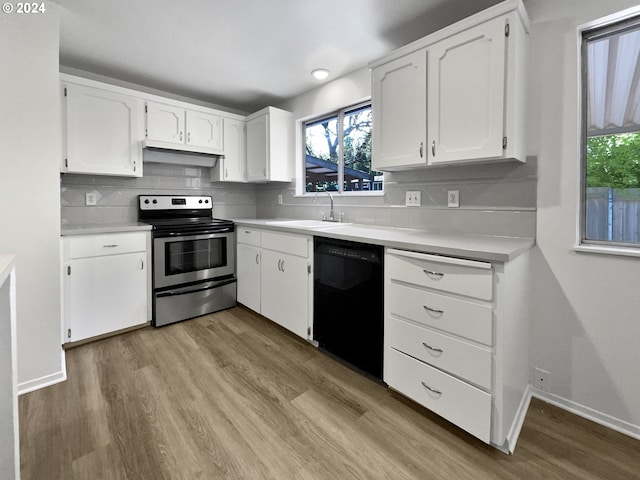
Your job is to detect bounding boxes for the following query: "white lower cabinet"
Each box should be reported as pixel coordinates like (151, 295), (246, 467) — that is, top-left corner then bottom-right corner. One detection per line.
(386, 347), (492, 443)
(236, 228), (311, 339)
(237, 242), (261, 312)
(384, 247), (529, 451)
(62, 232), (150, 343)
(260, 249), (309, 339)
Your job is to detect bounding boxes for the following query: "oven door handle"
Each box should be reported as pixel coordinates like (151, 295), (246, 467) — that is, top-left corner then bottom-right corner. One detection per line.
(156, 278), (237, 298)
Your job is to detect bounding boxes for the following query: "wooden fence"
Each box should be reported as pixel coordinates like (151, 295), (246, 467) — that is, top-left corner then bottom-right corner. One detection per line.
(586, 187), (640, 243)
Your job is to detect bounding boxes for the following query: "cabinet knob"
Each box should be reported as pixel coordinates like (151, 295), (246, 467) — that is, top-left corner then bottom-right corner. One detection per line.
(431, 140), (436, 157)
(419, 142), (423, 158)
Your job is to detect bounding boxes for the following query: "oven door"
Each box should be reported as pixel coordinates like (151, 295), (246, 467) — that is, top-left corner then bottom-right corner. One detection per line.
(154, 231), (235, 289)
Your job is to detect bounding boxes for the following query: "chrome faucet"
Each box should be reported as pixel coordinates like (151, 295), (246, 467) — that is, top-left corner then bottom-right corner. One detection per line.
(313, 191), (339, 222)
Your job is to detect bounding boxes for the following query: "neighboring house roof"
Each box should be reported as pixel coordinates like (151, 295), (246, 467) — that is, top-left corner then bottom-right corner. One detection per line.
(305, 154), (372, 181)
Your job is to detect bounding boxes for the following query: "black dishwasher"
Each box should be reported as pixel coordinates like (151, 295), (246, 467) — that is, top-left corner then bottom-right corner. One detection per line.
(313, 237), (384, 381)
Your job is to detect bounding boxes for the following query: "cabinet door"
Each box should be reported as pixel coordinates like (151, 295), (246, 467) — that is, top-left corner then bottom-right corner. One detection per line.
(65, 84), (142, 177)
(146, 102), (185, 144)
(266, 109), (292, 181)
(428, 17), (506, 164)
(186, 110), (222, 151)
(246, 114), (268, 182)
(260, 250), (309, 339)
(237, 243), (261, 313)
(221, 117), (246, 181)
(65, 252), (147, 342)
(371, 50), (427, 170)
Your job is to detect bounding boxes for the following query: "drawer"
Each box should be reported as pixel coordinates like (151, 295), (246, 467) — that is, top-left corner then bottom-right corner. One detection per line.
(387, 282), (492, 346)
(262, 231), (309, 258)
(386, 249), (492, 301)
(237, 227), (262, 247)
(386, 316), (492, 390)
(67, 232), (147, 259)
(385, 347), (491, 443)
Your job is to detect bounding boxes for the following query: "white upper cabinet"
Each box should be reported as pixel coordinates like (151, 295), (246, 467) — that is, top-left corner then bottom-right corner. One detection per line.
(146, 102), (185, 144)
(372, 50), (428, 170)
(211, 117), (246, 182)
(370, 0), (529, 170)
(246, 107), (292, 182)
(428, 16), (508, 164)
(63, 82), (143, 177)
(145, 102), (223, 155)
(186, 110), (223, 150)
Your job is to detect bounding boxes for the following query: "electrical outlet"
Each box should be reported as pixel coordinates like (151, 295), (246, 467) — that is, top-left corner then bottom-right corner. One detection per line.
(405, 191), (421, 207)
(534, 367), (550, 392)
(85, 192), (98, 206)
(447, 190), (460, 208)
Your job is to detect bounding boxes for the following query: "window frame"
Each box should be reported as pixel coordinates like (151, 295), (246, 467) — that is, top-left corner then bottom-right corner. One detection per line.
(579, 11), (640, 251)
(299, 100), (383, 196)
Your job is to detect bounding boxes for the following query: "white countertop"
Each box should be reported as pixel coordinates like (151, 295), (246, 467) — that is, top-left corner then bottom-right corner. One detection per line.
(234, 219), (534, 262)
(61, 222), (153, 236)
(0, 254), (15, 286)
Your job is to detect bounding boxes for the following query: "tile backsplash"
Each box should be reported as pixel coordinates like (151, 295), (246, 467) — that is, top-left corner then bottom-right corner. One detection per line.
(61, 159), (257, 225)
(61, 152), (536, 238)
(255, 156), (537, 238)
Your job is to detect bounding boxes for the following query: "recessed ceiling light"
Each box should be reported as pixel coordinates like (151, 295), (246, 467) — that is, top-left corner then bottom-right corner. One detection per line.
(311, 69), (330, 80)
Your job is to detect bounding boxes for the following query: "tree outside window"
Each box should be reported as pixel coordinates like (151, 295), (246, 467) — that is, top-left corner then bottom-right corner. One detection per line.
(582, 17), (640, 245)
(304, 103), (382, 193)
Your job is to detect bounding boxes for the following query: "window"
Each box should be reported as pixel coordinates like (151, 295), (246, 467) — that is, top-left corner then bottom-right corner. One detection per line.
(304, 102), (382, 193)
(581, 15), (640, 247)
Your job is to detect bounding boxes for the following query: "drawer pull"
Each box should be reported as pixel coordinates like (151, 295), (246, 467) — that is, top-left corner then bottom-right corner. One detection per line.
(421, 382), (442, 396)
(423, 269), (444, 278)
(102, 244), (119, 248)
(423, 305), (444, 315)
(422, 342), (443, 353)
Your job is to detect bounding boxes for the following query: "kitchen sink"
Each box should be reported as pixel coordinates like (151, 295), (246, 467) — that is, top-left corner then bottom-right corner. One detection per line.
(264, 219), (352, 229)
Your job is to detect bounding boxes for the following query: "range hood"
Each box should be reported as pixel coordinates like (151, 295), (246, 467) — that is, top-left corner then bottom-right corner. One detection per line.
(143, 142), (222, 168)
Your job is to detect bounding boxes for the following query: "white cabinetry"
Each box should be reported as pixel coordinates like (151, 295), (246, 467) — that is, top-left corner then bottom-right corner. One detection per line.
(371, 50), (427, 170)
(246, 107), (292, 182)
(428, 16), (514, 164)
(145, 102), (223, 155)
(236, 228), (311, 339)
(370, 0), (528, 170)
(62, 82), (143, 177)
(236, 228), (261, 312)
(0, 257), (18, 479)
(211, 117), (247, 182)
(384, 247), (529, 451)
(62, 232), (150, 343)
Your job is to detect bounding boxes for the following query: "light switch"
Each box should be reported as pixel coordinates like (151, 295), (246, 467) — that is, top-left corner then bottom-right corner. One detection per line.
(405, 191), (421, 207)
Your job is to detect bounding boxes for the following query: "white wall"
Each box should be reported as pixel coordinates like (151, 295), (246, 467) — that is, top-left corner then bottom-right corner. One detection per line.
(526, 0), (640, 436)
(0, 10), (65, 392)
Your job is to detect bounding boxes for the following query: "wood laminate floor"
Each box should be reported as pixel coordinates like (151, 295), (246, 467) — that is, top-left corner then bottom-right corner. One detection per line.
(20, 307), (640, 479)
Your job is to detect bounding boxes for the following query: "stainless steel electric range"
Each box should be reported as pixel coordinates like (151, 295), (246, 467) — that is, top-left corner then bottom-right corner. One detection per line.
(138, 195), (236, 327)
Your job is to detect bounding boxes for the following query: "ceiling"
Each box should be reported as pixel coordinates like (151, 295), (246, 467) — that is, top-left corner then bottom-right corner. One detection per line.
(52, 0), (503, 113)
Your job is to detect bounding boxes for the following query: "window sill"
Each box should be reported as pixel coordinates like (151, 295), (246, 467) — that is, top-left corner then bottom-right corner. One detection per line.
(295, 191), (385, 198)
(574, 244), (640, 259)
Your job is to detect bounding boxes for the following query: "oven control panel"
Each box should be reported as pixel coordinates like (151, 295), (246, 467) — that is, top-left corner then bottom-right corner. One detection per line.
(139, 195), (212, 210)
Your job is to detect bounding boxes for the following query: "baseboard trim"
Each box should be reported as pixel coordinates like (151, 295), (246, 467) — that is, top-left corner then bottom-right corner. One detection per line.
(531, 388), (640, 442)
(505, 385), (534, 453)
(18, 349), (67, 395)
